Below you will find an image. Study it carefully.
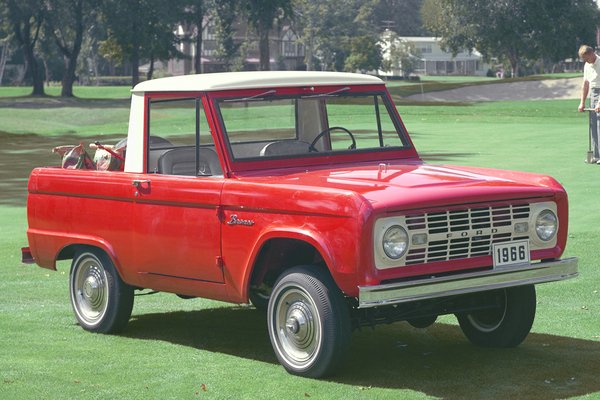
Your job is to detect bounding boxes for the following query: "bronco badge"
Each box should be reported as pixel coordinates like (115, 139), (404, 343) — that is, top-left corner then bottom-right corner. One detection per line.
(227, 214), (255, 226)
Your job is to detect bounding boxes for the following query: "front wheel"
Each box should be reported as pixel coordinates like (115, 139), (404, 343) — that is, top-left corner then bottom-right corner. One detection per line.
(267, 266), (350, 378)
(69, 248), (134, 333)
(456, 285), (536, 347)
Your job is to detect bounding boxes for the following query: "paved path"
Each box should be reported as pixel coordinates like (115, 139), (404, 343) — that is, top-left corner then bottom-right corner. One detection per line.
(406, 77), (582, 102)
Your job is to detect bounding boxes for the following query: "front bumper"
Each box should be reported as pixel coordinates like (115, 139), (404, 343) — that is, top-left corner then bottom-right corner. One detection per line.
(358, 257), (578, 308)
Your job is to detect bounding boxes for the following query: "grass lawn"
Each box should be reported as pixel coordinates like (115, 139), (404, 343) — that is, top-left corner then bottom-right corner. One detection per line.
(1, 86), (599, 398)
(0, 85), (132, 99)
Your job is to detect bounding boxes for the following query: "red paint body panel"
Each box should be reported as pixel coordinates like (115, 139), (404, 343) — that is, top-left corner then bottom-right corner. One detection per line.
(24, 76), (572, 304)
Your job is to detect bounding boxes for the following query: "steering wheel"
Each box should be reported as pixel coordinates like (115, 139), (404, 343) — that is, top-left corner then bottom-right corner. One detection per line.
(309, 126), (356, 152)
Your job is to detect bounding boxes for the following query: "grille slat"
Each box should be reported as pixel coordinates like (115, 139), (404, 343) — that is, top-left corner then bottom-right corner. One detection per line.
(405, 203), (530, 265)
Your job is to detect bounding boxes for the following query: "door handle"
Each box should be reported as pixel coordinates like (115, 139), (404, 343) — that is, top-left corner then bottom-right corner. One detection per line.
(132, 179), (150, 188)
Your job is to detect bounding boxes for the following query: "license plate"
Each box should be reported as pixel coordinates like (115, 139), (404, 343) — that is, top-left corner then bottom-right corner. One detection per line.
(493, 240), (530, 268)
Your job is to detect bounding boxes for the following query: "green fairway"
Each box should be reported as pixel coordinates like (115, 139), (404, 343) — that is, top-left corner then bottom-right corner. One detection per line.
(0, 85), (132, 99)
(1, 86), (599, 398)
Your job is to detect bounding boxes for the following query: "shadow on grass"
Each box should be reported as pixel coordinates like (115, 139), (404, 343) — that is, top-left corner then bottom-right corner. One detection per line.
(0, 132), (125, 206)
(124, 307), (600, 399)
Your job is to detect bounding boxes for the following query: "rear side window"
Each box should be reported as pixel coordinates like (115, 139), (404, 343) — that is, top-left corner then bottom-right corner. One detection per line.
(147, 97), (222, 176)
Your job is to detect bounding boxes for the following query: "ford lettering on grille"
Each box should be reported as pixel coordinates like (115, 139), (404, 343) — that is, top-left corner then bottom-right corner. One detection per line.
(405, 204), (530, 265)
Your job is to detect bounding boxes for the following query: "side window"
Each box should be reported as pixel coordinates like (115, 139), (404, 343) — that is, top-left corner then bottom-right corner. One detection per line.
(218, 98), (297, 159)
(147, 97), (222, 176)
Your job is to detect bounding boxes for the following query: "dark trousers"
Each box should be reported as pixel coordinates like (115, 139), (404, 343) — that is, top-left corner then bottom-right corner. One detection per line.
(590, 89), (600, 159)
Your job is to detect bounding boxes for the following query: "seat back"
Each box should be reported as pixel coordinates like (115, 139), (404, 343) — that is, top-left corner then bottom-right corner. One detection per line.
(260, 140), (310, 157)
(158, 147), (222, 176)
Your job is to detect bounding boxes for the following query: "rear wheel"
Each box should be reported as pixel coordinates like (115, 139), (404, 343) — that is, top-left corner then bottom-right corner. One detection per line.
(69, 249), (134, 333)
(456, 285), (536, 347)
(267, 266), (350, 378)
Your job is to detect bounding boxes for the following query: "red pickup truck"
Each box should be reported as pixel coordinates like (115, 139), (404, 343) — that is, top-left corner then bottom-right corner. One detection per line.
(22, 71), (578, 378)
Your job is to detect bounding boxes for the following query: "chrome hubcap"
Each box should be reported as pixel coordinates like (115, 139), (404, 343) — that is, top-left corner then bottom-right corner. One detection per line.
(83, 276), (100, 299)
(468, 290), (508, 332)
(71, 254), (109, 326)
(273, 287), (321, 368)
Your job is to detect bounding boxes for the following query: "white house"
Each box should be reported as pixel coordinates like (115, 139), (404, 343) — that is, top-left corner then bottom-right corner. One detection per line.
(380, 34), (490, 77)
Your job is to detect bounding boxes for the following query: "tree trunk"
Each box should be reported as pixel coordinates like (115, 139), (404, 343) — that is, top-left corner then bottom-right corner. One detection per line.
(0, 43), (9, 85)
(27, 48), (45, 95)
(507, 50), (519, 78)
(59, 0), (84, 97)
(304, 34), (313, 71)
(193, 3), (204, 74)
(61, 56), (77, 97)
(131, 12), (140, 87)
(258, 21), (270, 71)
(131, 46), (140, 87)
(147, 55), (155, 80)
(12, 13), (45, 96)
(194, 27), (203, 73)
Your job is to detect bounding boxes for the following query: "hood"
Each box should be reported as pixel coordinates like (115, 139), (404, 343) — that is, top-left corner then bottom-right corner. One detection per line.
(244, 162), (564, 212)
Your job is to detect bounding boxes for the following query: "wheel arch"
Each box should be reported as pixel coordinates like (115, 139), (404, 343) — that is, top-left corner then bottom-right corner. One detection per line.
(55, 239), (123, 278)
(242, 230), (339, 302)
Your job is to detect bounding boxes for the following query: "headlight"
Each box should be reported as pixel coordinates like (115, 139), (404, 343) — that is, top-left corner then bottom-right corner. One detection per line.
(382, 225), (409, 259)
(535, 210), (557, 241)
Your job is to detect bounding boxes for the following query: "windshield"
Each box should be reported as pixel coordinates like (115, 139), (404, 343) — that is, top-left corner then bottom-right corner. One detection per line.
(216, 90), (410, 160)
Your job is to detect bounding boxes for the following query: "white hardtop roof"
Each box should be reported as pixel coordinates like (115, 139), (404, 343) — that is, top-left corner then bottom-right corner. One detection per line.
(132, 71), (383, 93)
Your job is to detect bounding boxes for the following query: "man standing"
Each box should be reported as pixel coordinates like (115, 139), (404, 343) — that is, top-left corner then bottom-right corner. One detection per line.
(578, 45), (600, 164)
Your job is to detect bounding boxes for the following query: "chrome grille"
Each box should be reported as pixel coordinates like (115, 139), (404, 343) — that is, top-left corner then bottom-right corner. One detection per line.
(404, 204), (530, 265)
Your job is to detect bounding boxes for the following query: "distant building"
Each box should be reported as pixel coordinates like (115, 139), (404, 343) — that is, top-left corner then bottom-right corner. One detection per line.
(165, 19), (305, 75)
(380, 35), (490, 77)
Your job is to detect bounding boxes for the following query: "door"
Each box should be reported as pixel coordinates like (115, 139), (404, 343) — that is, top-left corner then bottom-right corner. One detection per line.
(132, 95), (225, 284)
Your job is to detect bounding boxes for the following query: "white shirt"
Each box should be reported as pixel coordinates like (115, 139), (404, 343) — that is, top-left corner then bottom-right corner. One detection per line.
(584, 54), (600, 89)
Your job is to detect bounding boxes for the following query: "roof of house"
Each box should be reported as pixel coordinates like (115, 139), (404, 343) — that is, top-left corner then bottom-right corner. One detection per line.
(131, 71), (383, 93)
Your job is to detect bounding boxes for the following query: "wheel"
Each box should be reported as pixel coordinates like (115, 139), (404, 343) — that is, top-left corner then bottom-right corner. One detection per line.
(309, 126), (356, 152)
(267, 266), (351, 378)
(69, 248), (134, 333)
(407, 315), (437, 329)
(456, 285), (536, 347)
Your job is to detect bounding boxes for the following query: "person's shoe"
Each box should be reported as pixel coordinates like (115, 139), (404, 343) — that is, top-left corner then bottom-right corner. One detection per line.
(596, 159), (600, 164)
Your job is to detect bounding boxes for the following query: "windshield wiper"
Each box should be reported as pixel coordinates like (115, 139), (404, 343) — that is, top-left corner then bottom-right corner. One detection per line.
(224, 89), (277, 102)
(301, 86), (350, 99)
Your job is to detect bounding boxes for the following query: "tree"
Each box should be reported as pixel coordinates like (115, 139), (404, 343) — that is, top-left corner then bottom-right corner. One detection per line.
(214, 0), (241, 71)
(372, 0), (425, 36)
(99, 0), (182, 86)
(293, 0), (381, 71)
(182, 0), (213, 74)
(344, 35), (382, 72)
(45, 0), (96, 97)
(422, 0), (600, 77)
(244, 0), (292, 71)
(1, 0), (46, 95)
(381, 31), (421, 77)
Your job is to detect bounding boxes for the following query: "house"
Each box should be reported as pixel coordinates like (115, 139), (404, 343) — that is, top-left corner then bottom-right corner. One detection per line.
(380, 34), (490, 77)
(167, 19), (305, 75)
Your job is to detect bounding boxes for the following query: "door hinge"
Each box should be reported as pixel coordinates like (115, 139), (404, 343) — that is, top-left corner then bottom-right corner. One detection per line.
(216, 205), (225, 222)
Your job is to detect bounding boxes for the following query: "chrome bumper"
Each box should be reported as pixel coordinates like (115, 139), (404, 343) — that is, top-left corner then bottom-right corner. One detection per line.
(358, 257), (578, 308)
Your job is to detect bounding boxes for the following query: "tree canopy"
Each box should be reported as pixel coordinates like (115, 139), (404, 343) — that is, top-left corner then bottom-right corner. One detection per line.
(422, 0), (600, 77)
(1, 0), (599, 95)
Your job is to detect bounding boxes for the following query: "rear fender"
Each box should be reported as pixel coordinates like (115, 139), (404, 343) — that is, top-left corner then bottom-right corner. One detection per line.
(28, 229), (124, 278)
